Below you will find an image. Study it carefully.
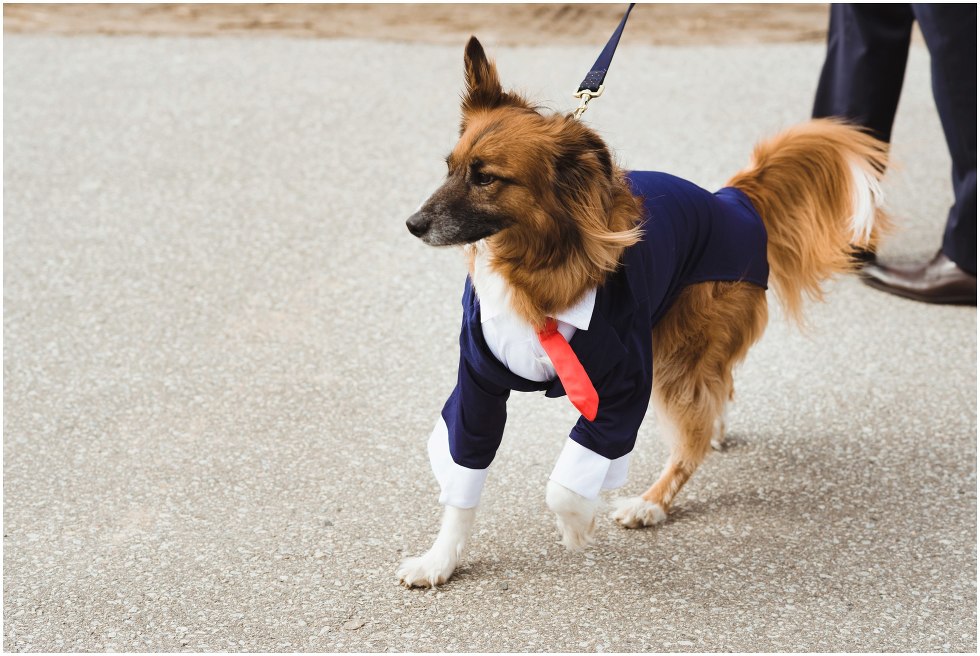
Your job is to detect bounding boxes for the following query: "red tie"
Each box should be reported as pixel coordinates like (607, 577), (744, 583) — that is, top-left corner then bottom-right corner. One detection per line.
(536, 318), (599, 421)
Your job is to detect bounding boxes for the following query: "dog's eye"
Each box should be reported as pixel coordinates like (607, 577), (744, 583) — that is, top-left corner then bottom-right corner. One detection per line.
(472, 170), (496, 186)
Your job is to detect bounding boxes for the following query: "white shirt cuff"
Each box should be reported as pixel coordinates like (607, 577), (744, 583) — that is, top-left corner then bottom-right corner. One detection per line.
(549, 437), (631, 500)
(427, 416), (489, 509)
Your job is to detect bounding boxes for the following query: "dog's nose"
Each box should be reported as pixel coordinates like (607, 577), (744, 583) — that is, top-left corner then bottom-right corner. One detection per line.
(406, 212), (431, 238)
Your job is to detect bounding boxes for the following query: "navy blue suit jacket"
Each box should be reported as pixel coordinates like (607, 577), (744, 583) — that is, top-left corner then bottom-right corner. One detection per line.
(441, 171), (769, 471)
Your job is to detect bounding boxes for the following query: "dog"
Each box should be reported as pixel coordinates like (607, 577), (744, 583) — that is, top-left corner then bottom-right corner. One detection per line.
(398, 37), (889, 588)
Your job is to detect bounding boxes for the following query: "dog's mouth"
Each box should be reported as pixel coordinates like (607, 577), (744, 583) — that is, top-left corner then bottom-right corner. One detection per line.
(406, 210), (508, 246)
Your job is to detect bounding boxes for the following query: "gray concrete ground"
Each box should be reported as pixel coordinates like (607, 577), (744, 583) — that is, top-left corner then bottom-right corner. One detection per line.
(3, 35), (976, 652)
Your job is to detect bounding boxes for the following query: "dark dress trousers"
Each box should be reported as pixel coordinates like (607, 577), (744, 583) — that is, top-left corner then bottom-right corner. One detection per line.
(813, 3), (977, 275)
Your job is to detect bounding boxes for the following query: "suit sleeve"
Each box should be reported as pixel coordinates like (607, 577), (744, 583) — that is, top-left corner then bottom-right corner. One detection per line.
(551, 331), (653, 500)
(428, 351), (511, 508)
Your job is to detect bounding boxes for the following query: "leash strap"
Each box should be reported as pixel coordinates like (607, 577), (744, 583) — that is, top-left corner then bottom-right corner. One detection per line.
(573, 2), (635, 118)
(577, 3), (636, 93)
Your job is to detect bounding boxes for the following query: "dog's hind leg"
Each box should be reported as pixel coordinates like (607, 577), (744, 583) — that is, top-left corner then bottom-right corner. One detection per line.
(710, 384), (735, 451)
(613, 282), (767, 528)
(612, 388), (720, 527)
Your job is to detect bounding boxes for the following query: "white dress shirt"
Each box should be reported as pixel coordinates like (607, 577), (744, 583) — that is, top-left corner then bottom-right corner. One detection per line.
(470, 244), (597, 381)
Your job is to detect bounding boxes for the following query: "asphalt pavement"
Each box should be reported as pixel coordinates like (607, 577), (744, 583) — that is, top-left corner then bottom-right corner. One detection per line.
(3, 35), (976, 652)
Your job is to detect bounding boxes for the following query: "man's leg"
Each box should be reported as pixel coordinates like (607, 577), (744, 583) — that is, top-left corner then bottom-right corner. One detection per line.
(812, 3), (915, 143)
(914, 3), (977, 276)
(861, 4), (977, 304)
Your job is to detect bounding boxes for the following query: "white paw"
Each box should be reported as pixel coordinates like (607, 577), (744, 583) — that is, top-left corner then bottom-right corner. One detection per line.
(396, 550), (457, 588)
(546, 480), (599, 551)
(612, 496), (667, 529)
(397, 505), (475, 588)
(710, 414), (727, 451)
(555, 509), (597, 550)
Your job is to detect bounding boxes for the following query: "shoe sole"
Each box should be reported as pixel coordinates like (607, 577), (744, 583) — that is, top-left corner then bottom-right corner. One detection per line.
(861, 275), (977, 306)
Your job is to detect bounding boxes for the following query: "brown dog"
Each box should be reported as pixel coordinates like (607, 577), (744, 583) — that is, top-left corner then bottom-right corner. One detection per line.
(399, 37), (889, 588)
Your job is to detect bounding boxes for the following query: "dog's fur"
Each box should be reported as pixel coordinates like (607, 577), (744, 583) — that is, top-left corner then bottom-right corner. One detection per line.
(398, 38), (889, 588)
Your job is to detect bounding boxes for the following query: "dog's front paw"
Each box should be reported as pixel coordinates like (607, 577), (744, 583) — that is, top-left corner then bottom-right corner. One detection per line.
(612, 496), (667, 529)
(397, 550), (458, 588)
(546, 480), (599, 551)
(555, 510), (597, 550)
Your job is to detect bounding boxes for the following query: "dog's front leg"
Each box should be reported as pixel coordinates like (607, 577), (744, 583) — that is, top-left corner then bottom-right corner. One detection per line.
(546, 480), (600, 550)
(397, 505), (476, 588)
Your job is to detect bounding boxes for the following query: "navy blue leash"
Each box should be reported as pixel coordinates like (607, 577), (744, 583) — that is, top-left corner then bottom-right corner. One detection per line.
(573, 2), (636, 119)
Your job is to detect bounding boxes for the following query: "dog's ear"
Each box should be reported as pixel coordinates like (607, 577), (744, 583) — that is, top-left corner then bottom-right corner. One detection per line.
(462, 36), (504, 114)
(554, 122), (616, 192)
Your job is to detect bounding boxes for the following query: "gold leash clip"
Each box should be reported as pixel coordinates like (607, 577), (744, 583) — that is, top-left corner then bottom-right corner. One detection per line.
(572, 85), (604, 119)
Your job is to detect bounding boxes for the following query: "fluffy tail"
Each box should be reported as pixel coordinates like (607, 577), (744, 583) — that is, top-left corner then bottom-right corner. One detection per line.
(726, 118), (891, 324)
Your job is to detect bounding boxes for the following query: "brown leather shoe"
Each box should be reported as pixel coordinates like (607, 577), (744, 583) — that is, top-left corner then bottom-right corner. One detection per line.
(862, 251), (977, 305)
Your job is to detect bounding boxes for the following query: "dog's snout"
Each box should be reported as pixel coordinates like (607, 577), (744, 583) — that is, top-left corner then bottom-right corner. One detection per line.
(406, 212), (431, 238)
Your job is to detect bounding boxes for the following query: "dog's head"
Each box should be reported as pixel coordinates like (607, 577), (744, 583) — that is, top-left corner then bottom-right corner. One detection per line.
(406, 37), (626, 256)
